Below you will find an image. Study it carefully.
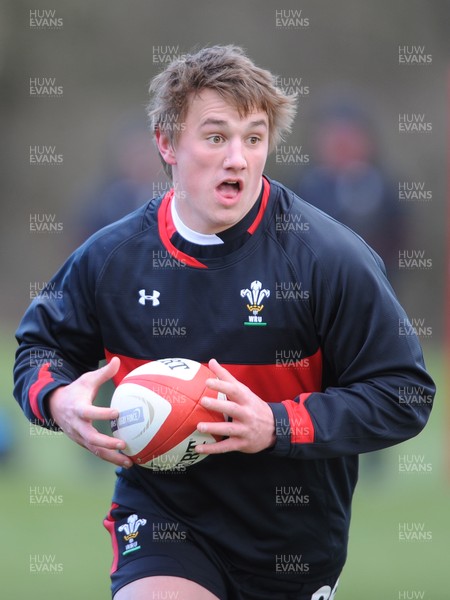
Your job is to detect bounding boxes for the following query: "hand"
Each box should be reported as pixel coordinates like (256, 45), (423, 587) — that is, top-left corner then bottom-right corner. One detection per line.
(195, 359), (276, 455)
(48, 357), (131, 468)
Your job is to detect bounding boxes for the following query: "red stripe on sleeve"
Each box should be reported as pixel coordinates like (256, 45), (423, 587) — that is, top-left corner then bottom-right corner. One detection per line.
(282, 393), (315, 443)
(29, 363), (54, 422)
(103, 502), (120, 575)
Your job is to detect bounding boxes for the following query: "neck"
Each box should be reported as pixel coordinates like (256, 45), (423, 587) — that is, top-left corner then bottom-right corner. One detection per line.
(171, 196), (224, 245)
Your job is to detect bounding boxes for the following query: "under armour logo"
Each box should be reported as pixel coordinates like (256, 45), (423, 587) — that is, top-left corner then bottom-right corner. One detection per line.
(138, 289), (160, 306)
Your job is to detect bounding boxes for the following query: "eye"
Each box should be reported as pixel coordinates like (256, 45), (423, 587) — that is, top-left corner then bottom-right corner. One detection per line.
(207, 135), (224, 144)
(248, 136), (261, 145)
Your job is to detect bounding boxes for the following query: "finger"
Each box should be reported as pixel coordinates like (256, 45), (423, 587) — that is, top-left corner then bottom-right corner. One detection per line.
(195, 438), (243, 455)
(77, 421), (127, 451)
(205, 377), (233, 395)
(82, 356), (121, 389)
(207, 358), (237, 383)
(76, 404), (120, 422)
(200, 395), (239, 419)
(87, 445), (133, 468)
(197, 419), (246, 439)
(205, 378), (250, 405)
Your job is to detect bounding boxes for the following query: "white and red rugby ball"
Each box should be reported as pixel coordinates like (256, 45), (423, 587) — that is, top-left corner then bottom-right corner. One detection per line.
(110, 358), (226, 470)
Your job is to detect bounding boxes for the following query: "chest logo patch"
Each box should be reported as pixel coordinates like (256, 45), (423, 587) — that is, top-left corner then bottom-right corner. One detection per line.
(138, 289), (160, 306)
(240, 280), (270, 326)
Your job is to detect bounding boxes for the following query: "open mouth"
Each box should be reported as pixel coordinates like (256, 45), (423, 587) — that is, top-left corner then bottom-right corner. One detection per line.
(216, 180), (242, 199)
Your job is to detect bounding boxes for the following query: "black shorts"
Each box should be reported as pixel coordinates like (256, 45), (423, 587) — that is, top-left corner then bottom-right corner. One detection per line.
(103, 502), (340, 600)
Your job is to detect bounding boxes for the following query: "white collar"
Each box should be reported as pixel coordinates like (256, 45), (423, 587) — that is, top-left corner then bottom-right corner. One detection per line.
(171, 196), (224, 245)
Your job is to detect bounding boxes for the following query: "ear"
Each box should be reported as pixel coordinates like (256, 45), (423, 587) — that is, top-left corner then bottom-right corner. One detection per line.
(155, 128), (177, 166)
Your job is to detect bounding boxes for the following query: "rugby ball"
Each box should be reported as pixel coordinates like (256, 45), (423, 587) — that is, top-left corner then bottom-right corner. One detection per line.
(110, 358), (226, 470)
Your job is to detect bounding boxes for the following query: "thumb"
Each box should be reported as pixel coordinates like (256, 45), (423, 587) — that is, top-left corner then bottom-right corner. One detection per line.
(84, 356), (121, 389)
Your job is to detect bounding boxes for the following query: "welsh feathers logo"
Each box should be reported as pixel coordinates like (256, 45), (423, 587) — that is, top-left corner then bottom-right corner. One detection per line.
(118, 513), (147, 556)
(240, 280), (270, 326)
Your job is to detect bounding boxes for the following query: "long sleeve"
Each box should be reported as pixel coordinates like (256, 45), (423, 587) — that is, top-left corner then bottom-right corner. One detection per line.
(13, 246), (105, 427)
(269, 227), (435, 459)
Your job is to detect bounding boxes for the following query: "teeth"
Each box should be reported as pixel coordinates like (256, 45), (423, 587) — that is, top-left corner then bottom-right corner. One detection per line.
(219, 180), (241, 191)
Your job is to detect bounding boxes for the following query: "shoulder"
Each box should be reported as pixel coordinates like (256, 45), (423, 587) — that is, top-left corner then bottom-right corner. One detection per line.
(83, 198), (159, 248)
(268, 177), (386, 277)
(54, 198), (162, 291)
(76, 197), (161, 264)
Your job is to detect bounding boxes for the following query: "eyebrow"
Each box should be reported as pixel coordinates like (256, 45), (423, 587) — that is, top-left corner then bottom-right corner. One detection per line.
(199, 118), (268, 129)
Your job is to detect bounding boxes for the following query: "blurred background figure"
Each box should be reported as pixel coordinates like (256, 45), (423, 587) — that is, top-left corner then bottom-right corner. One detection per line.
(76, 117), (162, 243)
(294, 92), (408, 478)
(294, 93), (406, 284)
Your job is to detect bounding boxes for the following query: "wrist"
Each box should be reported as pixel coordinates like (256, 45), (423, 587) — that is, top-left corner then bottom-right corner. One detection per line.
(46, 386), (66, 429)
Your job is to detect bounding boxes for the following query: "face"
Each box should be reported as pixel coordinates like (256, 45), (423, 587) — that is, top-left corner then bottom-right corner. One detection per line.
(316, 120), (372, 171)
(156, 89), (269, 234)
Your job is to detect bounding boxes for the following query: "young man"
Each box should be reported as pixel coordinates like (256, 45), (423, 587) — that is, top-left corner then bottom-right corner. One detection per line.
(14, 45), (435, 599)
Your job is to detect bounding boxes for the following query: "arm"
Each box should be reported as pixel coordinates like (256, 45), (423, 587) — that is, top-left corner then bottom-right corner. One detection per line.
(14, 248), (103, 426)
(270, 246), (435, 459)
(13, 248), (129, 467)
(196, 247), (434, 458)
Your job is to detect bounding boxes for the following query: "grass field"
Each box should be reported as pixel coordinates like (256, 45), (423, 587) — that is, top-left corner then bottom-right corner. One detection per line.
(1, 326), (448, 599)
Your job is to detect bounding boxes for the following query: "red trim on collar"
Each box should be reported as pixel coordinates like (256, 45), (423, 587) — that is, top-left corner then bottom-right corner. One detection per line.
(157, 189), (208, 269)
(247, 177), (271, 234)
(157, 177), (271, 267)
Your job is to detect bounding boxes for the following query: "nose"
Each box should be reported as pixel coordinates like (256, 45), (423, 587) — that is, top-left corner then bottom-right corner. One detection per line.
(223, 139), (247, 170)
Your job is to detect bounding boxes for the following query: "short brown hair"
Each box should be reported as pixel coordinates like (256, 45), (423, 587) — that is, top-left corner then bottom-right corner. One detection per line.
(147, 45), (297, 178)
